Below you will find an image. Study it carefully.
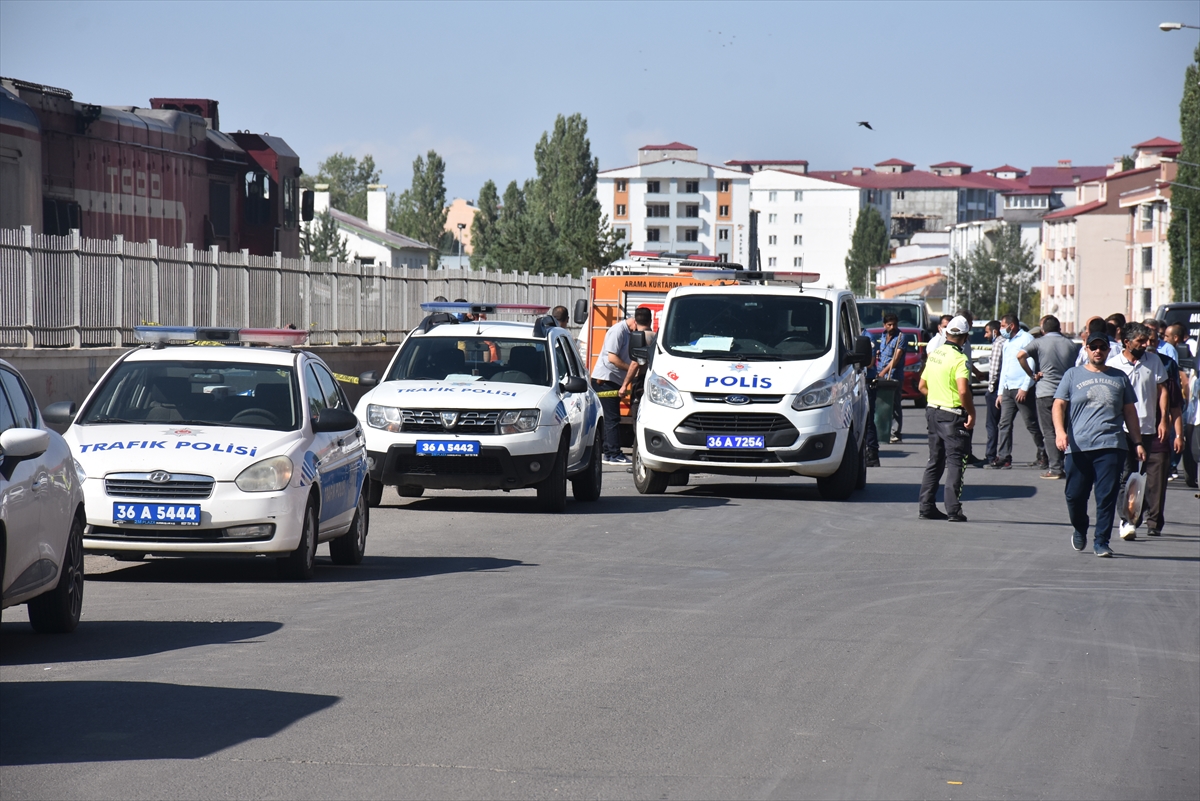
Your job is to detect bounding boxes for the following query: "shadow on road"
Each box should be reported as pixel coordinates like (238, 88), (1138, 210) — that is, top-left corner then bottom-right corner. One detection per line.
(1114, 553), (1200, 562)
(392, 494), (730, 515)
(0, 620), (282, 666)
(86, 555), (533, 585)
(0, 681), (338, 764)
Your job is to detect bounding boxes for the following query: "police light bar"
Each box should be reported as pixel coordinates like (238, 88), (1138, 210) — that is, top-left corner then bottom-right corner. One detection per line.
(133, 326), (309, 347)
(688, 269), (821, 283)
(419, 302), (550, 315)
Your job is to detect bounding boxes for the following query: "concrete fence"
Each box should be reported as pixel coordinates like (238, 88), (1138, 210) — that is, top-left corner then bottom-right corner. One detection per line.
(0, 226), (589, 348)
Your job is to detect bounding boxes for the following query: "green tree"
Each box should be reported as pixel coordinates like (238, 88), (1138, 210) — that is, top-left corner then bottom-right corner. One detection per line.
(390, 150), (451, 252)
(301, 153), (380, 220)
(845, 206), (890, 295)
(948, 223), (1037, 322)
(527, 113), (605, 276)
(469, 179), (501, 269)
(304, 210), (352, 263)
(1168, 42), (1199, 303)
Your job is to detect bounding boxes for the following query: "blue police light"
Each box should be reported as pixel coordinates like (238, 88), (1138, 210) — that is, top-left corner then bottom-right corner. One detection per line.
(133, 326), (309, 347)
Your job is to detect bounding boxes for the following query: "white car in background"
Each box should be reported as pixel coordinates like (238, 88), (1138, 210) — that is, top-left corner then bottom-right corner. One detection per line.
(1, 359), (85, 632)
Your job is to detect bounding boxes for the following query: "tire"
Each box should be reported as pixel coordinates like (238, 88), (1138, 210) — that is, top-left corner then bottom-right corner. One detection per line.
(366, 476), (383, 507)
(571, 430), (604, 502)
(855, 433), (868, 490)
(667, 471), (690, 487)
(537, 438), (568, 513)
(278, 499), (318, 580)
(633, 441), (669, 495)
(397, 485), (424, 498)
(329, 483), (368, 566)
(817, 433), (860, 501)
(28, 515), (84, 634)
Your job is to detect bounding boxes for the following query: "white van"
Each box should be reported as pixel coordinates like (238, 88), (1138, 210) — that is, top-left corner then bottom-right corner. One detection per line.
(633, 280), (873, 499)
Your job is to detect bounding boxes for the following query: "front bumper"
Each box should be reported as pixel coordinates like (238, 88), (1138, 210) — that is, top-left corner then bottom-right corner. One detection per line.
(81, 480), (308, 555)
(369, 444), (558, 490)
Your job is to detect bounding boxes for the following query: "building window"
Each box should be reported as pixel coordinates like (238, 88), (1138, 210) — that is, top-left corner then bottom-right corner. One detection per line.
(616, 179), (627, 192)
(767, 257), (777, 267)
(794, 191), (803, 202)
(718, 180), (730, 192)
(1142, 288), (1152, 311)
(718, 252), (729, 262)
(647, 180), (661, 194)
(717, 227), (730, 241)
(793, 257), (803, 267)
(615, 226), (629, 242)
(793, 213), (802, 224)
(647, 204), (669, 218)
(768, 191), (777, 202)
(646, 228), (661, 242)
(685, 180), (699, 193)
(719, 205), (729, 216)
(616, 204), (626, 216)
(1141, 247), (1153, 271)
(768, 213), (777, 223)
(685, 205), (699, 218)
(684, 228), (699, 242)
(767, 235), (777, 245)
(1141, 205), (1154, 231)
(793, 235), (802, 245)
(895, 190), (905, 201)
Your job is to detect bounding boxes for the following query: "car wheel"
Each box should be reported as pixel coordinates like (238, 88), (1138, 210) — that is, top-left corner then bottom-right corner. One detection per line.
(28, 515), (84, 634)
(537, 438), (568, 513)
(330, 484), (368, 566)
(571, 429), (604, 502)
(817, 434), (860, 501)
(667, 471), (690, 487)
(277, 499), (317, 580)
(633, 441), (669, 495)
(397, 485), (424, 498)
(366, 476), (383, 507)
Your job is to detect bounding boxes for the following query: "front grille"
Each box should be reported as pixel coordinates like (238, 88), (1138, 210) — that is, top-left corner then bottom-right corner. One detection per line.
(692, 394), (784, 404)
(694, 450), (782, 464)
(677, 413), (795, 434)
(394, 455), (503, 476)
(401, 409), (502, 435)
(104, 473), (215, 499)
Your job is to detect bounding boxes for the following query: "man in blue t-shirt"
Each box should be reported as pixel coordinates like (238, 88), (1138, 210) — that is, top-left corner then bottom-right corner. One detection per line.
(1052, 330), (1144, 557)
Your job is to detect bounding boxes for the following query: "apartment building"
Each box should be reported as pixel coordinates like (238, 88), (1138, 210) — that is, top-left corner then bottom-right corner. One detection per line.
(596, 143), (750, 262)
(1118, 153), (1179, 319)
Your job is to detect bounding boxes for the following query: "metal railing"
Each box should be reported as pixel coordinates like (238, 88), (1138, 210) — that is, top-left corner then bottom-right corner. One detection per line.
(0, 227), (588, 347)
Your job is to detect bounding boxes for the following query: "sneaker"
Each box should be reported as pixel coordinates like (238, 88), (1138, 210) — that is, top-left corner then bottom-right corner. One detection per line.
(947, 512), (968, 523)
(889, 434), (902, 444)
(1119, 521), (1137, 541)
(865, 449), (880, 468)
(919, 509), (949, 520)
(603, 454), (631, 465)
(1094, 543), (1114, 557)
(1072, 531), (1086, 551)
(1040, 471), (1064, 480)
(999, 460), (1012, 470)
(1147, 529), (1162, 537)
(983, 459), (1004, 469)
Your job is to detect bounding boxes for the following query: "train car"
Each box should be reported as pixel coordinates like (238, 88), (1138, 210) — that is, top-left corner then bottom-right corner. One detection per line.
(0, 77), (307, 257)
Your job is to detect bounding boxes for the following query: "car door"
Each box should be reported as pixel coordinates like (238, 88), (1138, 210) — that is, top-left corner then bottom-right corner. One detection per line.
(308, 362), (362, 534)
(0, 368), (45, 599)
(553, 335), (588, 468)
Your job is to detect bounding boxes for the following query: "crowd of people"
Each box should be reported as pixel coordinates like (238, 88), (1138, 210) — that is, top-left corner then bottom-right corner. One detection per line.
(904, 308), (1197, 557)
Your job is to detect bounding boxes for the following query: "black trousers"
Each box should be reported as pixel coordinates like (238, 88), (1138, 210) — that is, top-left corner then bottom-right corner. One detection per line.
(919, 407), (971, 516)
(591, 379), (622, 457)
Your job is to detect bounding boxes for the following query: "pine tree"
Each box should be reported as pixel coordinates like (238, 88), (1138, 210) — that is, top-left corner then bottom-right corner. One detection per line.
(470, 180), (501, 269)
(844, 207), (890, 295)
(390, 150), (450, 252)
(305, 210), (352, 263)
(528, 113), (604, 276)
(1168, 42), (1199, 303)
(302, 153), (380, 220)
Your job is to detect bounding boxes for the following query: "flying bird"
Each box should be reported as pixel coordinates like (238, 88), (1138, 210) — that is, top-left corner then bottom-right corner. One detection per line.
(857, 121), (873, 130)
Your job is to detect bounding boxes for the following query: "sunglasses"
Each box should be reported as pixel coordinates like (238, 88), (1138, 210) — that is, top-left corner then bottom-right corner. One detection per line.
(1087, 342), (1110, 351)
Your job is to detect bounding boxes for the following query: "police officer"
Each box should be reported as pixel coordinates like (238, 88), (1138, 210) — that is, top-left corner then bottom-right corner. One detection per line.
(917, 315), (976, 522)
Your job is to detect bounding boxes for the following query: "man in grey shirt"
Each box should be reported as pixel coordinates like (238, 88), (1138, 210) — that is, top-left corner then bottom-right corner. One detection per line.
(1017, 315), (1080, 479)
(590, 308), (652, 465)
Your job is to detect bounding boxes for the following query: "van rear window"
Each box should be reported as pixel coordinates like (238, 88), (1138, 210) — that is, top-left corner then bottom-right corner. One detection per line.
(663, 295), (832, 361)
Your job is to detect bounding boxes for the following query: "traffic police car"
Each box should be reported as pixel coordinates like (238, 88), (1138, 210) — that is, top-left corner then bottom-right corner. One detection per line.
(355, 303), (604, 512)
(61, 327), (369, 579)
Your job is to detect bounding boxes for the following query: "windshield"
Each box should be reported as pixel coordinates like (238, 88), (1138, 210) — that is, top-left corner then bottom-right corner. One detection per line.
(969, 326), (989, 346)
(662, 294), (832, 361)
(79, 360), (299, 431)
(386, 337), (552, 385)
(856, 301), (924, 329)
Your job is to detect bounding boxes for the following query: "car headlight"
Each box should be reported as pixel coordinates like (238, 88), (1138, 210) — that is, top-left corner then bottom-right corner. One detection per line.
(367, 404), (403, 432)
(235, 455), (293, 492)
(646, 372), (683, 408)
(500, 409), (539, 434)
(74, 459), (87, 483)
(792, 378), (835, 411)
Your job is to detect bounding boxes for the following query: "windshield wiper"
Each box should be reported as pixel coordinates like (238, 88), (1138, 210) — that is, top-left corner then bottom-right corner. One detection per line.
(86, 416), (140, 424)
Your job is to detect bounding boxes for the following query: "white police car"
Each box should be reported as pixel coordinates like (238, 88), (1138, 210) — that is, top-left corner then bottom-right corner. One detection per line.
(58, 327), (369, 579)
(355, 303), (603, 512)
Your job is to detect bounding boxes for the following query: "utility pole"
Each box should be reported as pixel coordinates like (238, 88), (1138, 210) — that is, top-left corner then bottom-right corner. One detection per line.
(748, 210), (759, 272)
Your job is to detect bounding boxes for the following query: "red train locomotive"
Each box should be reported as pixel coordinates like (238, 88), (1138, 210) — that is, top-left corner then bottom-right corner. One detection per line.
(0, 76), (310, 257)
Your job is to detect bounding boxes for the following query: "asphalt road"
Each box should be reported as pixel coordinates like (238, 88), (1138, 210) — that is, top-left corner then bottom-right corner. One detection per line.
(3, 407), (1198, 800)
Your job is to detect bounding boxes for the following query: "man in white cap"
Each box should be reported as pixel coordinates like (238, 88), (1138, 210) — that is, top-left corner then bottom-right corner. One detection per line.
(917, 315), (976, 522)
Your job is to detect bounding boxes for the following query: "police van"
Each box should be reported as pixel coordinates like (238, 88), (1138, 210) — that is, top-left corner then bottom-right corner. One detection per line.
(58, 327), (369, 579)
(633, 274), (874, 499)
(355, 302), (604, 513)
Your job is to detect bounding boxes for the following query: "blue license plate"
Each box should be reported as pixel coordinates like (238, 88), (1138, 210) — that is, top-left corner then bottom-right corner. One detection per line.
(416, 440), (480, 456)
(706, 435), (765, 449)
(113, 502), (201, 526)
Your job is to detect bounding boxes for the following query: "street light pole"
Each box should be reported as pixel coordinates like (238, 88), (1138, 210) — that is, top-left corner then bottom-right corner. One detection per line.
(456, 222), (466, 269)
(1160, 21), (1200, 30)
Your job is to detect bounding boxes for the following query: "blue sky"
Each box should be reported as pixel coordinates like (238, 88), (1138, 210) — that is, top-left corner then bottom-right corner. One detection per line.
(1, 0), (1196, 203)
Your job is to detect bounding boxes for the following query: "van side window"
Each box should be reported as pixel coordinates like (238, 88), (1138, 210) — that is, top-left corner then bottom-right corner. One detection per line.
(838, 303), (855, 355)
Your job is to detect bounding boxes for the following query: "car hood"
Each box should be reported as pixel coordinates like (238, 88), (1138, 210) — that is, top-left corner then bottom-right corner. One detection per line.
(650, 358), (820, 394)
(365, 379), (552, 409)
(67, 424), (304, 480)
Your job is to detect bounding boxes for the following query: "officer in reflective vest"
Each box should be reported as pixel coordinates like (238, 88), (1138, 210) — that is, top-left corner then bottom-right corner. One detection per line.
(917, 315), (976, 522)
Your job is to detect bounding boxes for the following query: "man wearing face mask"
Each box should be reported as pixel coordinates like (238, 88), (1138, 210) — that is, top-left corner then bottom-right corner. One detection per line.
(992, 313), (1046, 470)
(1106, 321), (1170, 541)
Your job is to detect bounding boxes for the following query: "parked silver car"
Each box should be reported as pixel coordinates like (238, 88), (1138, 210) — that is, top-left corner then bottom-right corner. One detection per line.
(1, 359), (85, 632)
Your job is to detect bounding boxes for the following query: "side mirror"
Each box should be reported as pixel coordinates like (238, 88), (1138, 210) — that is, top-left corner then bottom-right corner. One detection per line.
(844, 335), (873, 368)
(43, 401), (77, 425)
(301, 189), (315, 222)
(358, 370), (379, 388)
(629, 330), (647, 349)
(572, 298), (588, 326)
(312, 407), (359, 433)
(0, 428), (50, 460)
(630, 346), (649, 366)
(560, 376), (587, 394)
